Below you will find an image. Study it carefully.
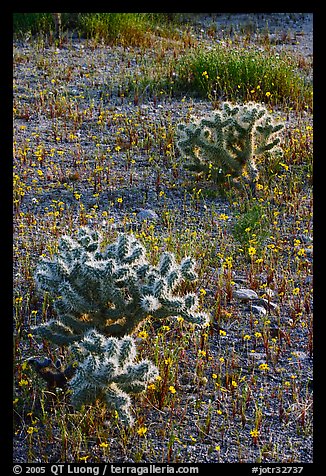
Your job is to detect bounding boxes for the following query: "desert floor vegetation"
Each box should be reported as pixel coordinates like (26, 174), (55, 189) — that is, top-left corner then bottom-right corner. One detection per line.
(13, 12), (313, 464)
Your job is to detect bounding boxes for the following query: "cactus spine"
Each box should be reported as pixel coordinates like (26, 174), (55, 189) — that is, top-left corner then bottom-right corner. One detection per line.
(32, 227), (210, 424)
(176, 101), (284, 191)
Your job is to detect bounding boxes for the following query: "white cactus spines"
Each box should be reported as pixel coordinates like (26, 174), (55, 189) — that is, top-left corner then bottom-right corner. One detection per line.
(70, 329), (159, 426)
(176, 101), (284, 190)
(34, 227), (210, 345)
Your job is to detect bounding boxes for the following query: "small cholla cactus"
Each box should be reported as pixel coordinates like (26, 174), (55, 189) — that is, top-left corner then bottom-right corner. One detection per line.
(32, 227), (210, 424)
(70, 329), (158, 426)
(34, 227), (209, 345)
(176, 101), (284, 192)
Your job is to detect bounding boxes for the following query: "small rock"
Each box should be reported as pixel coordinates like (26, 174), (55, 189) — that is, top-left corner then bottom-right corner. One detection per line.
(251, 304), (267, 316)
(233, 288), (259, 301)
(254, 298), (279, 311)
(136, 209), (159, 222)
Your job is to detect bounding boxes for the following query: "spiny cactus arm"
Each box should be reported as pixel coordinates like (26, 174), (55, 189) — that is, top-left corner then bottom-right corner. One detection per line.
(76, 227), (100, 252)
(78, 329), (107, 353)
(222, 102), (240, 117)
(105, 385), (134, 426)
(157, 286), (209, 321)
(180, 256), (198, 281)
(196, 129), (243, 173)
(35, 259), (69, 294)
(121, 242), (146, 265)
(260, 137), (282, 153)
(225, 117), (257, 167)
(56, 280), (97, 315)
(150, 289), (210, 326)
(59, 313), (94, 334)
(159, 254), (196, 289)
(115, 234), (147, 266)
(179, 309), (211, 326)
(69, 331), (159, 426)
(136, 263), (151, 279)
(176, 124), (202, 159)
(94, 360), (118, 385)
(241, 104), (266, 125)
(177, 122), (223, 174)
(125, 360), (158, 382)
(69, 378), (100, 409)
(200, 113), (233, 134)
(165, 268), (183, 290)
(71, 353), (117, 392)
(158, 252), (176, 277)
(33, 320), (82, 346)
(57, 235), (88, 266)
(254, 117), (284, 154)
(117, 335), (136, 366)
(115, 361), (159, 387)
(118, 381), (148, 394)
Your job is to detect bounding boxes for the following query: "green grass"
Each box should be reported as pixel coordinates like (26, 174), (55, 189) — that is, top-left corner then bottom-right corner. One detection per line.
(13, 13), (54, 35)
(156, 45), (313, 111)
(232, 201), (270, 253)
(77, 13), (180, 44)
(13, 13), (180, 45)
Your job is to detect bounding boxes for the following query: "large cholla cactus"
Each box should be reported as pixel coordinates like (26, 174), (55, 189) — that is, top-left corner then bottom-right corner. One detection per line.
(69, 329), (158, 426)
(34, 227), (209, 345)
(176, 101), (284, 190)
(32, 227), (209, 424)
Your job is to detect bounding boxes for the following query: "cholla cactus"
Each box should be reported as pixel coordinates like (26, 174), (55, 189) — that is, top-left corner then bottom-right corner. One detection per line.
(176, 101), (284, 191)
(69, 329), (158, 426)
(32, 227), (209, 424)
(34, 227), (209, 345)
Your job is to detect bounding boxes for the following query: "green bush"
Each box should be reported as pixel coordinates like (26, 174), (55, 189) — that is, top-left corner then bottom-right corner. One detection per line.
(13, 13), (54, 35)
(13, 13), (180, 45)
(232, 202), (269, 251)
(170, 46), (312, 110)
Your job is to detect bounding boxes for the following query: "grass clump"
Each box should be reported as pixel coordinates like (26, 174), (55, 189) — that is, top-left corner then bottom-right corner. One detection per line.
(13, 13), (54, 36)
(232, 201), (270, 254)
(13, 13), (180, 46)
(167, 46), (312, 111)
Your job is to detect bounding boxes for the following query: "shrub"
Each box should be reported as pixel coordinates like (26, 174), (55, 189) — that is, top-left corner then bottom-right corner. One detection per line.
(170, 46), (312, 110)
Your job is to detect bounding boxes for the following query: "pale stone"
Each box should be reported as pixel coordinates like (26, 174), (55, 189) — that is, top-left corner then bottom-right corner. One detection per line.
(233, 288), (259, 300)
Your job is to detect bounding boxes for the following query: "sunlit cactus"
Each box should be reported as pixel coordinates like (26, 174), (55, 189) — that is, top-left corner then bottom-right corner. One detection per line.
(32, 227), (210, 424)
(69, 329), (158, 426)
(176, 101), (284, 192)
(34, 227), (209, 345)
